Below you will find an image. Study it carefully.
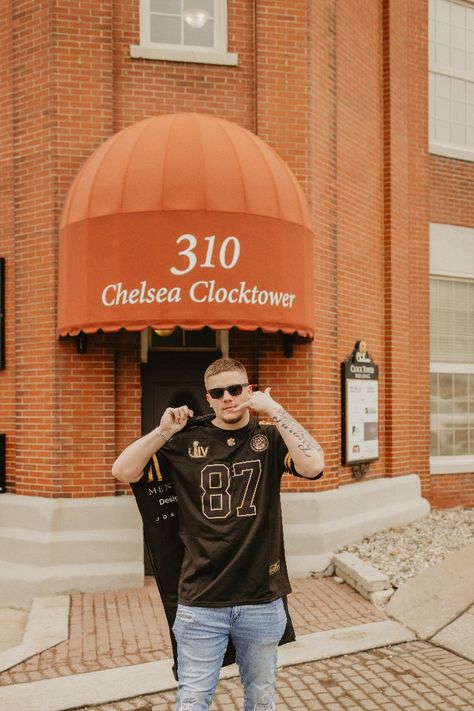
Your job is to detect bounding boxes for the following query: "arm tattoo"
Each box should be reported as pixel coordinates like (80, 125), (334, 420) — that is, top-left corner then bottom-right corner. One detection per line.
(271, 409), (323, 458)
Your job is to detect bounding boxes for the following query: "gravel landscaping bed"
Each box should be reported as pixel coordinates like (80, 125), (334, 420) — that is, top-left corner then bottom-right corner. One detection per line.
(336, 507), (474, 589)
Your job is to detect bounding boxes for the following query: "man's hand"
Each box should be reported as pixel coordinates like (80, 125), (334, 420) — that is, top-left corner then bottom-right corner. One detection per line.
(233, 386), (324, 478)
(232, 387), (281, 418)
(159, 405), (194, 438)
(112, 404), (194, 483)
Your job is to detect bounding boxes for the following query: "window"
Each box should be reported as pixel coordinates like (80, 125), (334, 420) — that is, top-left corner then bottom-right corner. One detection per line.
(429, 0), (474, 161)
(140, 327), (229, 361)
(151, 326), (217, 350)
(430, 224), (474, 473)
(131, 0), (238, 66)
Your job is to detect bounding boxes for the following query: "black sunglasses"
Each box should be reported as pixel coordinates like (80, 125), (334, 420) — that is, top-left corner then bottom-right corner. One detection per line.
(207, 383), (249, 399)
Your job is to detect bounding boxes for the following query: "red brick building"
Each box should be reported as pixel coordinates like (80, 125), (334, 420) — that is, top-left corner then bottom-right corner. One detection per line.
(0, 0), (473, 605)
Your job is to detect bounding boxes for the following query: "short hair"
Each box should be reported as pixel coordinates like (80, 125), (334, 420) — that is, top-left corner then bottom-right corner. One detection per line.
(204, 358), (248, 386)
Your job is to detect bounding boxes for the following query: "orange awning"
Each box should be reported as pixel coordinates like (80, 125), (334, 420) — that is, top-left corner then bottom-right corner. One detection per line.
(58, 113), (314, 338)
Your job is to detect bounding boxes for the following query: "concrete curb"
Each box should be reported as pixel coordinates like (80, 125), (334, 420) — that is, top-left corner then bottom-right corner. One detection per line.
(0, 595), (70, 673)
(332, 552), (394, 606)
(0, 620), (416, 711)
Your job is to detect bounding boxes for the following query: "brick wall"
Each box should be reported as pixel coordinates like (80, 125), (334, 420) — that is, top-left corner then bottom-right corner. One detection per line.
(335, 0), (385, 486)
(430, 156), (474, 227)
(8, 0), (59, 496)
(407, 0), (430, 500)
(113, 0), (255, 131)
(0, 0), (15, 490)
(429, 155), (474, 507)
(1, 0), (470, 506)
(426, 35), (474, 510)
(430, 473), (474, 509)
(308, 0), (339, 492)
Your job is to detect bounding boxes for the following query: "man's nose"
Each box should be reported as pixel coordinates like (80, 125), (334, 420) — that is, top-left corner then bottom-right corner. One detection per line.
(222, 389), (233, 400)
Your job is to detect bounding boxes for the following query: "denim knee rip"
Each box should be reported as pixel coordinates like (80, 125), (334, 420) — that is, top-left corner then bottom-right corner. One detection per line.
(254, 703), (273, 711)
(179, 693), (209, 710)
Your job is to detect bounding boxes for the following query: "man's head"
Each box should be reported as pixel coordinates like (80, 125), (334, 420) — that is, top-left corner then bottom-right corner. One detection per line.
(204, 358), (248, 388)
(204, 358), (252, 429)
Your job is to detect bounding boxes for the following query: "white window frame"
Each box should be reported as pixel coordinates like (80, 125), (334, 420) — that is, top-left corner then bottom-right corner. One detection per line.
(429, 0), (474, 162)
(131, 0), (238, 66)
(430, 223), (474, 474)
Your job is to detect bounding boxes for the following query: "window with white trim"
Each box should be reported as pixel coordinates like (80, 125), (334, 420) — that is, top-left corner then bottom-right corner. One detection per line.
(430, 278), (474, 457)
(430, 224), (474, 474)
(131, 0), (238, 66)
(429, 0), (474, 161)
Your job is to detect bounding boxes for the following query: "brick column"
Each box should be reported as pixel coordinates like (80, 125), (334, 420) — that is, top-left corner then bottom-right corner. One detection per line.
(12, 0), (59, 495)
(10, 0), (116, 497)
(54, 0), (116, 496)
(0, 1), (16, 490)
(253, 1), (321, 493)
(335, 0), (385, 485)
(407, 0), (430, 496)
(309, 0), (340, 490)
(382, 0), (430, 483)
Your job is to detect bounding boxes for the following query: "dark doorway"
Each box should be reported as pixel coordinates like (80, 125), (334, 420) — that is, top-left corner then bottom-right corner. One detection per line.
(141, 350), (220, 573)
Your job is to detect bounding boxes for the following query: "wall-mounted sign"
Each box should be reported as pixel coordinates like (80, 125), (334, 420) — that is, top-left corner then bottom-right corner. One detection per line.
(0, 434), (5, 493)
(341, 340), (379, 470)
(58, 217), (313, 338)
(0, 258), (4, 370)
(57, 114), (314, 339)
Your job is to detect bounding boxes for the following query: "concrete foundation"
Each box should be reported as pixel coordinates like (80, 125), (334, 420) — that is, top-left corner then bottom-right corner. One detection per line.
(0, 474), (430, 606)
(281, 474), (430, 577)
(0, 494), (144, 608)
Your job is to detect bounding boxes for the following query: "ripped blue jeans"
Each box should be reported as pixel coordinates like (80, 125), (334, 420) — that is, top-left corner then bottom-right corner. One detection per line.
(172, 598), (287, 711)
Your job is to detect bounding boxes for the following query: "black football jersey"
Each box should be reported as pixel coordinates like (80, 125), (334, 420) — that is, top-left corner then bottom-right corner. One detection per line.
(145, 416), (307, 607)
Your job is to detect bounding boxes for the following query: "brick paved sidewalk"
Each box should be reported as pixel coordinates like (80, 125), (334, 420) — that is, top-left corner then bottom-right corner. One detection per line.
(69, 641), (474, 711)
(0, 577), (385, 687)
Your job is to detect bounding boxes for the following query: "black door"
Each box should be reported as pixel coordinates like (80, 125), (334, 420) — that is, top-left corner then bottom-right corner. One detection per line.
(141, 350), (220, 573)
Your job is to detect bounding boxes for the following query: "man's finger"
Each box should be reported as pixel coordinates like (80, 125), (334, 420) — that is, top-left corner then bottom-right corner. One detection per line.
(231, 400), (252, 413)
(171, 406), (193, 424)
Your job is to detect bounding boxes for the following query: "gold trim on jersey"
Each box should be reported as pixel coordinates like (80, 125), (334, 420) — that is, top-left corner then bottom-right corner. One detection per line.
(147, 453), (163, 482)
(269, 561), (281, 576)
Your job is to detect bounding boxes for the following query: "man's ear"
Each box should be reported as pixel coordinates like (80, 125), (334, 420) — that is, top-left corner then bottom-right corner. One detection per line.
(205, 392), (212, 407)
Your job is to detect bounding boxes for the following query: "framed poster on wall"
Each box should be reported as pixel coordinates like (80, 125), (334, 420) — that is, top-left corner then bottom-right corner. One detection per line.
(342, 340), (379, 467)
(0, 258), (4, 370)
(0, 434), (5, 493)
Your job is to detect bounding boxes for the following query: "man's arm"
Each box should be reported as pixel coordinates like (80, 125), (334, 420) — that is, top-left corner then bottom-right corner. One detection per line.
(111, 405), (193, 483)
(233, 388), (324, 479)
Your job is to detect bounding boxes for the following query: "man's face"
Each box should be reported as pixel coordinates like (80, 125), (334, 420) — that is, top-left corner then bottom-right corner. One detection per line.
(205, 370), (252, 429)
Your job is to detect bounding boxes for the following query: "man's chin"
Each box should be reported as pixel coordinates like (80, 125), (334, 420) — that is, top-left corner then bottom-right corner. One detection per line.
(221, 410), (246, 424)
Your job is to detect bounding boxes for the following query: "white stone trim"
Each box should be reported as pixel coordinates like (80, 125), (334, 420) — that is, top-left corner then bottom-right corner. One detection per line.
(429, 142), (474, 163)
(430, 454), (474, 474)
(130, 44), (238, 65)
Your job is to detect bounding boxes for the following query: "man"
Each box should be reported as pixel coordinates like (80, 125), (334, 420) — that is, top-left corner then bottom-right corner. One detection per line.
(112, 357), (324, 711)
